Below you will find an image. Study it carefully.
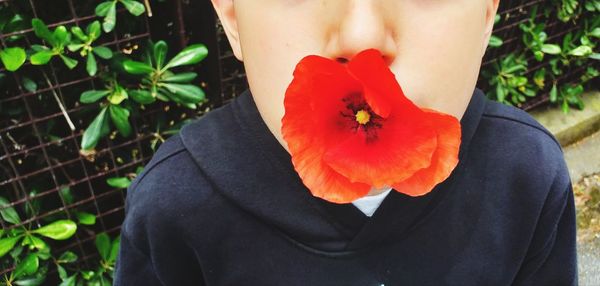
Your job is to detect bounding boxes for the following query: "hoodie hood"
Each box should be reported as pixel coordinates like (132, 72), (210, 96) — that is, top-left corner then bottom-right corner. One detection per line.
(179, 87), (487, 254)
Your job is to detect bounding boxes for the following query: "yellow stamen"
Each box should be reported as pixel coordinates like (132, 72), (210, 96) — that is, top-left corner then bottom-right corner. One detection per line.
(355, 109), (370, 125)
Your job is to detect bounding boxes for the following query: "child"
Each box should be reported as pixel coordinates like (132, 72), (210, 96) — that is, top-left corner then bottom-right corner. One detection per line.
(114, 0), (578, 285)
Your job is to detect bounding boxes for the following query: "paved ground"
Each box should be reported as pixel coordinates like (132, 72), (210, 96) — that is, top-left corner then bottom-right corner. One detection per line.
(578, 231), (600, 285)
(563, 131), (600, 285)
(564, 131), (600, 184)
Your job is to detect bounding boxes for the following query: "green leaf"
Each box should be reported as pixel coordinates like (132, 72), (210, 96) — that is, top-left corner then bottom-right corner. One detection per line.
(522, 87), (536, 97)
(161, 72), (197, 83)
(488, 35), (503, 48)
(70, 26), (88, 42)
(86, 53), (97, 76)
(32, 220), (77, 240)
(92, 46), (113, 59)
(75, 211), (96, 225)
(504, 64), (527, 74)
(87, 21), (101, 41)
(163, 44), (208, 70)
(589, 53), (600, 60)
(514, 76), (527, 87)
(0, 47), (26, 71)
(100, 109), (111, 141)
(31, 18), (54, 44)
(13, 270), (48, 286)
(162, 83), (206, 103)
(81, 273), (96, 284)
(59, 55), (78, 69)
(123, 60), (154, 74)
(562, 99), (569, 114)
(57, 250), (78, 263)
(13, 253), (39, 279)
(590, 27), (600, 38)
(0, 196), (21, 224)
(108, 235), (120, 263)
(81, 106), (108, 150)
(0, 236), (22, 257)
(534, 50), (544, 61)
(549, 83), (558, 102)
(22, 77), (37, 92)
(107, 86), (128, 104)
(129, 89), (155, 104)
(120, 0), (146, 16)
(80, 90), (110, 103)
(181, 102), (197, 110)
(95, 233), (110, 261)
(66, 43), (84, 52)
(580, 35), (591, 46)
(541, 44), (561, 55)
(533, 69), (546, 88)
(95, 1), (114, 16)
(23, 235), (48, 252)
(107, 177), (132, 188)
(52, 26), (70, 46)
(57, 264), (68, 280)
(102, 2), (117, 33)
(496, 84), (506, 102)
(153, 40), (168, 69)
(59, 187), (73, 205)
(568, 45), (592, 57)
(109, 105), (132, 137)
(58, 275), (77, 286)
(3, 14), (27, 37)
(80, 270), (94, 280)
(30, 50), (54, 65)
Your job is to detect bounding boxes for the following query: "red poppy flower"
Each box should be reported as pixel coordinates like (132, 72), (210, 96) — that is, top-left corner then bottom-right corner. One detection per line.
(281, 48), (461, 204)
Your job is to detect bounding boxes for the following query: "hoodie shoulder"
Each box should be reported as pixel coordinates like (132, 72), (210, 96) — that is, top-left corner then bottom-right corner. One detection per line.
(127, 133), (211, 194)
(481, 99), (561, 149)
(475, 98), (570, 191)
(123, 133), (217, 237)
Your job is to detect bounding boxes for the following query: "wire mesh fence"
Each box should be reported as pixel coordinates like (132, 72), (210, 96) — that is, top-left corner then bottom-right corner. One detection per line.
(0, 0), (158, 280)
(0, 0), (207, 281)
(480, 0), (599, 110)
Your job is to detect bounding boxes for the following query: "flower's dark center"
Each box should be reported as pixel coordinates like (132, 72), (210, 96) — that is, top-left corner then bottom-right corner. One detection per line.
(339, 92), (383, 143)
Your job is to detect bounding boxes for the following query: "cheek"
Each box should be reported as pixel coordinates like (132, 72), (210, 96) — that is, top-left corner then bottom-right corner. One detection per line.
(238, 8), (328, 111)
(237, 16), (322, 142)
(391, 5), (485, 113)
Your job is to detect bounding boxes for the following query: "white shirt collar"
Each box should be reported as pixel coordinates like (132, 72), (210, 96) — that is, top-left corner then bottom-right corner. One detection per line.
(351, 187), (393, 217)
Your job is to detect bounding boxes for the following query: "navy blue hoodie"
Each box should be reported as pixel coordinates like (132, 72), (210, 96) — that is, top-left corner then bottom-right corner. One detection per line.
(113, 87), (578, 285)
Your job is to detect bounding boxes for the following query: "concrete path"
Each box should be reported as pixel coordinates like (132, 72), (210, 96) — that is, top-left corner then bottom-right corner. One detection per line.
(563, 133), (600, 285)
(577, 226), (600, 285)
(563, 131), (600, 184)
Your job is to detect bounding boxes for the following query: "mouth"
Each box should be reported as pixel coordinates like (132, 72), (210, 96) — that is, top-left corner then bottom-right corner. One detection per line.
(336, 57), (349, 65)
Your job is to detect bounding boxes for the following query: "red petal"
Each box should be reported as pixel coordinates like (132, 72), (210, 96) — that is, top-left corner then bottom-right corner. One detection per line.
(322, 113), (438, 189)
(282, 55), (372, 203)
(392, 109), (461, 196)
(281, 50), (462, 203)
(287, 142), (372, 203)
(288, 56), (363, 147)
(347, 49), (420, 118)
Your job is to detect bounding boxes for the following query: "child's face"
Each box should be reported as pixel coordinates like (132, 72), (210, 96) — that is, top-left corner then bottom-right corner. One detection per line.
(211, 0), (500, 152)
